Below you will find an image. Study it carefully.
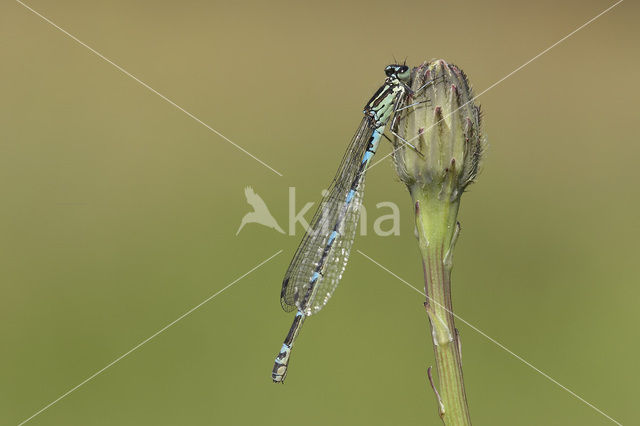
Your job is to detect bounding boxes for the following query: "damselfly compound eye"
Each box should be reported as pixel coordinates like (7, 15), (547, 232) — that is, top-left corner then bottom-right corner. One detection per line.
(385, 64), (410, 81)
(385, 65), (402, 77)
(397, 66), (410, 82)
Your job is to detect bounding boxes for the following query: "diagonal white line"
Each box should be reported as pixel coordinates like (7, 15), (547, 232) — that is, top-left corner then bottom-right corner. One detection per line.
(357, 250), (623, 426)
(17, 249), (283, 426)
(368, 0), (624, 170)
(15, 0), (284, 177)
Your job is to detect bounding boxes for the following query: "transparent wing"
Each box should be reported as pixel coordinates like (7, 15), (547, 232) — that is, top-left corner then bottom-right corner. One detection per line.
(304, 174), (365, 314)
(280, 116), (374, 314)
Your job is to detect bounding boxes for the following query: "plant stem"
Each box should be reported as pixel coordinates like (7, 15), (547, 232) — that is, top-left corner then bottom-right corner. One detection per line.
(412, 187), (471, 426)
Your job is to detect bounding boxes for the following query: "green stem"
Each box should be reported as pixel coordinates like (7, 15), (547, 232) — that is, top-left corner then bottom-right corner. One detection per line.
(412, 187), (471, 426)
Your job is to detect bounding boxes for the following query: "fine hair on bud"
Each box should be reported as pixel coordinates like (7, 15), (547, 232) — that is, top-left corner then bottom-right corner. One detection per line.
(393, 60), (485, 201)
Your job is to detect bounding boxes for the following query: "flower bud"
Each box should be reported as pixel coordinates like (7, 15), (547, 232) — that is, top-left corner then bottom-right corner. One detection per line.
(393, 60), (484, 201)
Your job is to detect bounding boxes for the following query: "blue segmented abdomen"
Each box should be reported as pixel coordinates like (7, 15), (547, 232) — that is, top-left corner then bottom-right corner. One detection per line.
(273, 124), (384, 382)
(362, 128), (382, 163)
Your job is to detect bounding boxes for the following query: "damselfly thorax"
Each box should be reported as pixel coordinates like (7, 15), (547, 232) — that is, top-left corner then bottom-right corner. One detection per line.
(365, 67), (411, 127)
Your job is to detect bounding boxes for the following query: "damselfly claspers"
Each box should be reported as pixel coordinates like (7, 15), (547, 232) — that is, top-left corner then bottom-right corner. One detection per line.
(272, 64), (432, 383)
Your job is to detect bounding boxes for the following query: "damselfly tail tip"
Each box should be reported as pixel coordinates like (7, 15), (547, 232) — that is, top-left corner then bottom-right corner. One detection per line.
(271, 367), (287, 384)
(272, 346), (291, 383)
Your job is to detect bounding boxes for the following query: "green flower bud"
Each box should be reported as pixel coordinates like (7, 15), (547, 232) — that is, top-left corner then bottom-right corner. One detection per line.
(392, 61), (484, 424)
(393, 60), (485, 201)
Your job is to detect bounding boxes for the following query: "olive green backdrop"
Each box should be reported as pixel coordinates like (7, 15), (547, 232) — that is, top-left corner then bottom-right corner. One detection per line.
(1, 0), (638, 424)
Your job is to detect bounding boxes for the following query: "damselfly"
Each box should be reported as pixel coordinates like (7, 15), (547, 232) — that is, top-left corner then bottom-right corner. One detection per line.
(272, 64), (432, 383)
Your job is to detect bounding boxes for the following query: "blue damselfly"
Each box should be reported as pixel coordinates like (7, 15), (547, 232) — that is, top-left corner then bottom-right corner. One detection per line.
(272, 64), (433, 383)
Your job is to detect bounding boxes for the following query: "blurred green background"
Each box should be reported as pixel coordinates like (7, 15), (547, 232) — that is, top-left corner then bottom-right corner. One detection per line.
(1, 0), (638, 424)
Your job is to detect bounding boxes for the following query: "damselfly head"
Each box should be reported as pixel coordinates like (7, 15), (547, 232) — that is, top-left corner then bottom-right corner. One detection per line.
(385, 64), (410, 82)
